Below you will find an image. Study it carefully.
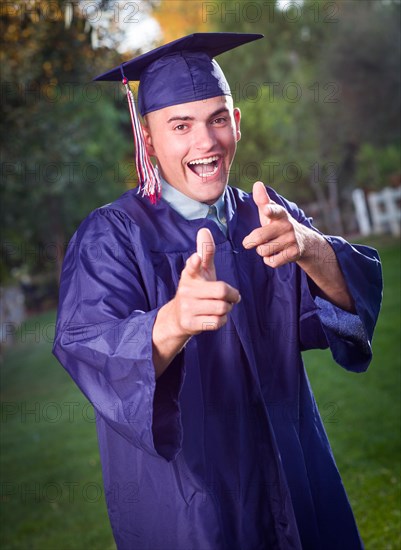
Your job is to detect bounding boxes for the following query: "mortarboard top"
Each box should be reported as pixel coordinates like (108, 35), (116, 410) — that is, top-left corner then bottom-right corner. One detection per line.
(93, 33), (264, 202)
(94, 32), (264, 82)
(94, 33), (263, 116)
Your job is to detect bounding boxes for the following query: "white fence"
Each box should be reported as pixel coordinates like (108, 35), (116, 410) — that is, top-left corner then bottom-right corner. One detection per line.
(352, 187), (401, 237)
(0, 286), (26, 348)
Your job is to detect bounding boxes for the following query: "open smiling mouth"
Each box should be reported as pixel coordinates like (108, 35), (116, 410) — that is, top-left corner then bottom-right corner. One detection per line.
(187, 156), (220, 178)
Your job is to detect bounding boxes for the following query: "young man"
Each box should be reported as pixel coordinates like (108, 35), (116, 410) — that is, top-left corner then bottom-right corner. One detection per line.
(53, 34), (382, 549)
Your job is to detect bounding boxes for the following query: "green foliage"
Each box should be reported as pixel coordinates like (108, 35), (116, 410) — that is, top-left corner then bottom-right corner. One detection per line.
(355, 143), (401, 190)
(232, 85), (320, 203)
(1, 0), (400, 281)
(1, 0), (133, 281)
(2, 86), (130, 248)
(211, 0), (401, 227)
(320, 0), (401, 148)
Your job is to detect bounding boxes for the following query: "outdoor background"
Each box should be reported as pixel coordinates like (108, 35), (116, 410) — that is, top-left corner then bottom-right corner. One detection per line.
(1, 1), (400, 548)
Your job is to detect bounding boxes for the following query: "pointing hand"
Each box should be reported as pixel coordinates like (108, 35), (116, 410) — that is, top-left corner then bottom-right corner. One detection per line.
(172, 228), (240, 335)
(242, 181), (308, 268)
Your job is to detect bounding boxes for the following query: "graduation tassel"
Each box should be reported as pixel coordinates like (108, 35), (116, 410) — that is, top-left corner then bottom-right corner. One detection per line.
(121, 75), (161, 204)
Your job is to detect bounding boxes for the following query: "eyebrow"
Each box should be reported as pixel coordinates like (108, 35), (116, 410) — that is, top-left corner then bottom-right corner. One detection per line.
(166, 107), (230, 124)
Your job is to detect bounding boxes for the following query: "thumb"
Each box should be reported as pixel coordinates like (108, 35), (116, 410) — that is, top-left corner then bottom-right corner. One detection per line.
(197, 228), (216, 281)
(184, 251), (203, 279)
(253, 181), (273, 226)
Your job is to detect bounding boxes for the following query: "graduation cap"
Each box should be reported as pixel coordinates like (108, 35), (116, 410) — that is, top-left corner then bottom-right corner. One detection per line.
(94, 33), (264, 202)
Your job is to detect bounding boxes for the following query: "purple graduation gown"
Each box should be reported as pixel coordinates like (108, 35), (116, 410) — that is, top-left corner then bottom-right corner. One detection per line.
(53, 185), (382, 550)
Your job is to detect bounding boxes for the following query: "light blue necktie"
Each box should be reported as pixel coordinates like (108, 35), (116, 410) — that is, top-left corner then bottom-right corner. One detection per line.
(206, 205), (227, 236)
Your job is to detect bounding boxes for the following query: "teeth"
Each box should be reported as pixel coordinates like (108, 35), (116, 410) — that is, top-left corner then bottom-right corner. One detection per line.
(188, 155), (219, 166)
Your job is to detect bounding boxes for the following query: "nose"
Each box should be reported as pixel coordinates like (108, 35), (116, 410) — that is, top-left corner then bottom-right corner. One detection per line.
(194, 124), (217, 151)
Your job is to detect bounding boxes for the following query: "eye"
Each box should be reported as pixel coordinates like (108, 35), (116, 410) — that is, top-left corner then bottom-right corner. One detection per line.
(173, 123), (188, 131)
(211, 117), (227, 125)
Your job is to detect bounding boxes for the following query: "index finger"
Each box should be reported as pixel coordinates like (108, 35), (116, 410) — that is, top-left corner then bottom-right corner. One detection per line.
(242, 226), (275, 249)
(197, 228), (216, 275)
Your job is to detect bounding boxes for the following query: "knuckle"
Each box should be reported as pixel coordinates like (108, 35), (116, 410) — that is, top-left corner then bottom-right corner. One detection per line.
(177, 281), (189, 294)
(256, 244), (266, 257)
(217, 302), (229, 315)
(215, 281), (227, 298)
(183, 259), (194, 273)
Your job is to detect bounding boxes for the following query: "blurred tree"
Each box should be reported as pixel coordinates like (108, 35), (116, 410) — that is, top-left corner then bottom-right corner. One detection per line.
(0, 0), (141, 282)
(356, 143), (401, 191)
(311, 0), (401, 231)
(322, 0), (401, 148)
(210, 0), (401, 233)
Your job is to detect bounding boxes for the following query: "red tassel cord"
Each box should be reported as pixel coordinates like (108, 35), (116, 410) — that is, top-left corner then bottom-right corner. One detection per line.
(122, 77), (161, 204)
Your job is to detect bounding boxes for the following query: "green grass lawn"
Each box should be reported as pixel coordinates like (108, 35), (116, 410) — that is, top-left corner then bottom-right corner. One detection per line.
(0, 311), (115, 550)
(1, 237), (399, 549)
(304, 235), (401, 549)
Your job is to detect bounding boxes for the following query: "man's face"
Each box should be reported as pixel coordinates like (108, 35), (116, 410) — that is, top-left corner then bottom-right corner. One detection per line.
(143, 96), (241, 205)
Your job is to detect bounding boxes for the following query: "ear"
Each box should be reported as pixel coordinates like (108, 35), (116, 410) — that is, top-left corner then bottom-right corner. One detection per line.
(233, 107), (241, 142)
(142, 121), (156, 157)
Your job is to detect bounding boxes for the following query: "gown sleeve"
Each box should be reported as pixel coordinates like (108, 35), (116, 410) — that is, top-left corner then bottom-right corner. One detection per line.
(52, 207), (184, 461)
(269, 188), (383, 373)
